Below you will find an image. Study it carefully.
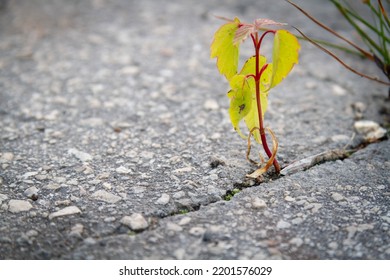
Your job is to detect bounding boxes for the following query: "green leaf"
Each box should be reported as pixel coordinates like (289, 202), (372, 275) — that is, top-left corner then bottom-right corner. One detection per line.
(210, 18), (241, 80)
(228, 56), (272, 143)
(228, 75), (252, 138)
(271, 30), (300, 88)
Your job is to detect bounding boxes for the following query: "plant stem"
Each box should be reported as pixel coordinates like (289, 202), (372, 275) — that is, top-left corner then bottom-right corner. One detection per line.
(251, 33), (281, 173)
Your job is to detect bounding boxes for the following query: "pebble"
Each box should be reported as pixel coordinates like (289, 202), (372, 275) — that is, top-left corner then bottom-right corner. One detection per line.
(48, 206), (82, 220)
(332, 84), (347, 96)
(203, 99), (219, 110)
(189, 227), (206, 236)
(251, 197), (267, 209)
(351, 102), (366, 119)
(55, 200), (71, 206)
(276, 220), (291, 229)
(68, 148), (93, 162)
(120, 213), (148, 231)
(166, 222), (183, 232)
(173, 248), (186, 260)
(354, 120), (386, 141)
(83, 237), (97, 245)
(178, 216), (192, 226)
(331, 192), (346, 202)
(91, 190), (122, 203)
(0, 193), (8, 204)
(173, 166), (193, 173)
(24, 186), (39, 200)
(8, 200), (33, 213)
(0, 152), (14, 162)
(25, 229), (38, 238)
(289, 237), (303, 247)
(328, 241), (338, 250)
(22, 171), (38, 180)
(69, 223), (84, 238)
(291, 217), (304, 225)
(155, 193), (170, 205)
(116, 166), (132, 174)
(284, 196), (295, 202)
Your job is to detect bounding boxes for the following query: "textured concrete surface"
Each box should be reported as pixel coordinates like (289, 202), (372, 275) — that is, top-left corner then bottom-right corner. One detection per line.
(0, 0), (389, 259)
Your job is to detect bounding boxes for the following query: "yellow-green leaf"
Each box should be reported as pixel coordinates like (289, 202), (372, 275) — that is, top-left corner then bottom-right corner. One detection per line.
(271, 30), (300, 88)
(228, 75), (252, 138)
(242, 56), (272, 143)
(210, 17), (240, 80)
(243, 88), (268, 143)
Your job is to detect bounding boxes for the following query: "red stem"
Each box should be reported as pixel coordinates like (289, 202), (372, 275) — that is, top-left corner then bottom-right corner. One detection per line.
(251, 32), (281, 173)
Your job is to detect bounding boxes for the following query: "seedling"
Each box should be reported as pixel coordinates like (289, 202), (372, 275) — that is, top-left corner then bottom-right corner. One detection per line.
(210, 17), (300, 178)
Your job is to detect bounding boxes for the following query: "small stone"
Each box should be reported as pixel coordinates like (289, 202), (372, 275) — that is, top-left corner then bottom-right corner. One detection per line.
(276, 220), (291, 229)
(175, 198), (193, 209)
(354, 120), (386, 141)
(332, 84), (347, 96)
(204, 99), (219, 110)
(25, 229), (38, 238)
(68, 148), (93, 162)
(251, 197), (267, 209)
(156, 193), (170, 205)
(189, 227), (206, 236)
(69, 223), (84, 238)
(24, 186), (39, 200)
(48, 206), (81, 219)
(289, 237), (303, 247)
(166, 222), (183, 232)
(44, 183), (61, 190)
(351, 102), (366, 119)
(104, 217), (116, 223)
(8, 200), (33, 213)
(173, 166), (193, 173)
(97, 172), (110, 180)
(21, 171), (38, 180)
(172, 191), (186, 199)
(210, 133), (221, 140)
(83, 237), (97, 245)
(328, 241), (338, 250)
(291, 217), (304, 225)
(284, 196), (295, 202)
(311, 203), (322, 213)
(91, 190), (121, 203)
(178, 216), (192, 226)
(173, 248), (186, 260)
(0, 152), (14, 162)
(331, 192), (346, 202)
(305, 81), (318, 89)
(116, 166), (132, 174)
(35, 174), (47, 181)
(140, 151), (154, 160)
(120, 213), (148, 231)
(0, 193), (9, 204)
(55, 200), (71, 206)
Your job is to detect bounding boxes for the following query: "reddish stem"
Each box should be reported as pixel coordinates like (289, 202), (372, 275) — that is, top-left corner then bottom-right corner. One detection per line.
(251, 32), (281, 173)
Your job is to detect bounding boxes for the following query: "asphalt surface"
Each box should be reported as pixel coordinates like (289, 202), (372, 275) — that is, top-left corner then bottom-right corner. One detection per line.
(0, 0), (389, 259)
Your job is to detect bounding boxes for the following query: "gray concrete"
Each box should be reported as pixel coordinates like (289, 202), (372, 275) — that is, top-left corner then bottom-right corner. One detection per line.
(0, 0), (389, 259)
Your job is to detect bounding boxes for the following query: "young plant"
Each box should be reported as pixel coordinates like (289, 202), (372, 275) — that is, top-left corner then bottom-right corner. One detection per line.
(210, 17), (300, 178)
